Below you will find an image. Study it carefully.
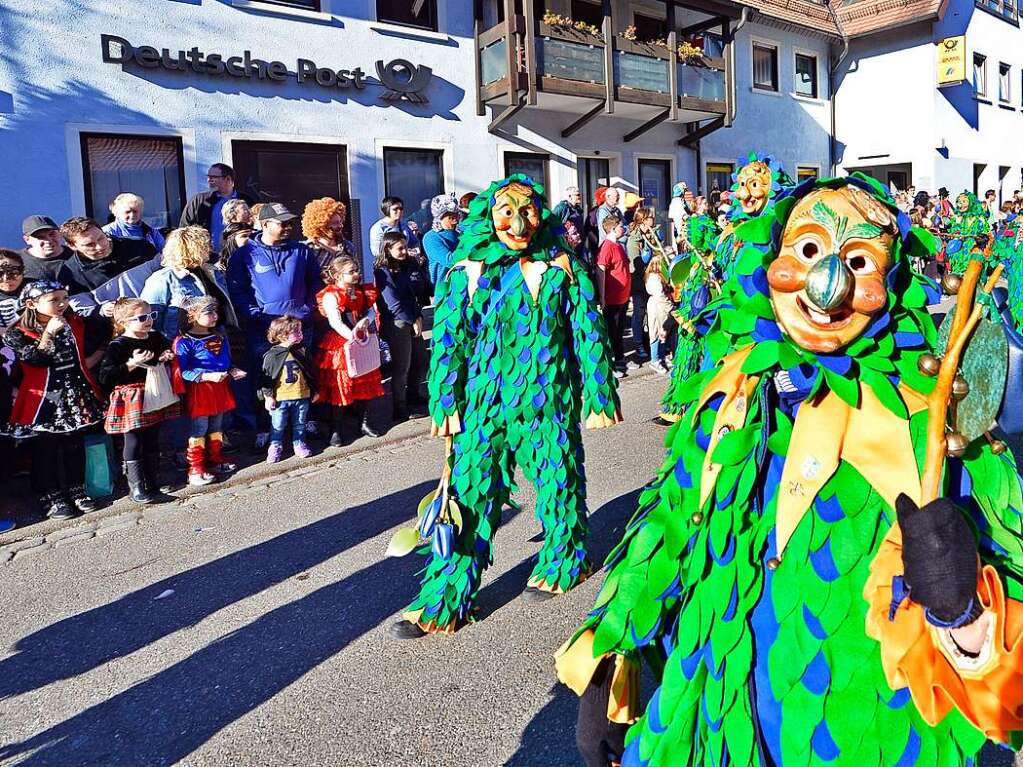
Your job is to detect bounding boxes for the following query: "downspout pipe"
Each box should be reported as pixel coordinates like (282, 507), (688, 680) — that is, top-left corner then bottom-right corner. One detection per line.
(828, 4), (851, 176)
(694, 6), (749, 193)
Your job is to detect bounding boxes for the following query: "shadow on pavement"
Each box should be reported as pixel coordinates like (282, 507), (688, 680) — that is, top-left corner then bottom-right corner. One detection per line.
(475, 487), (643, 623)
(505, 684), (580, 767)
(0, 480), (435, 703)
(0, 552), (422, 766)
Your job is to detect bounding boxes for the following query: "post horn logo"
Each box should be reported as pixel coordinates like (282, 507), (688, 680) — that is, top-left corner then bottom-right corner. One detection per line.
(376, 59), (432, 103)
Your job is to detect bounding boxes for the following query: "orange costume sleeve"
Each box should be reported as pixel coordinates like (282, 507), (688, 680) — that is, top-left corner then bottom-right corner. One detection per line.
(865, 524), (1023, 741)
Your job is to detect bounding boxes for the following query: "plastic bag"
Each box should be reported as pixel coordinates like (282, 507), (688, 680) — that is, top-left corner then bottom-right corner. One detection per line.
(84, 432), (115, 499)
(345, 331), (382, 378)
(143, 362), (179, 414)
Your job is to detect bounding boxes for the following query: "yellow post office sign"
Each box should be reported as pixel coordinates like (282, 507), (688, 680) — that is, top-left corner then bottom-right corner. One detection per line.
(937, 36), (967, 87)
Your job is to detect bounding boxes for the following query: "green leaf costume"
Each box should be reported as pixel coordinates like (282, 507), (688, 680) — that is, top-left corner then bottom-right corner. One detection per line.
(401, 175), (622, 633)
(946, 192), (991, 275)
(557, 174), (1023, 766)
(659, 154), (788, 423)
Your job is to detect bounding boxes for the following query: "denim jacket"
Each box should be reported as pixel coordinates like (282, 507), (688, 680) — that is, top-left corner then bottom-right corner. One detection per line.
(140, 265), (237, 338)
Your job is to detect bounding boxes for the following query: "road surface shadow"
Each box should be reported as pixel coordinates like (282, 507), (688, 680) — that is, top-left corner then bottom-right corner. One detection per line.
(475, 487), (643, 622)
(0, 480), (435, 702)
(0, 550), (423, 766)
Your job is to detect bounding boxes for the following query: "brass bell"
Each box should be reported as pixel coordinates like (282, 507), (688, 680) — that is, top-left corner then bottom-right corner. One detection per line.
(941, 272), (963, 295)
(945, 432), (969, 457)
(917, 353), (941, 376)
(691, 512), (703, 525)
(991, 440), (1008, 455)
(951, 375), (970, 399)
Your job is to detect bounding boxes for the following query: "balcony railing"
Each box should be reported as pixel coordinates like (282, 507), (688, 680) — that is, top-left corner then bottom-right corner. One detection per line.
(475, 13), (731, 127)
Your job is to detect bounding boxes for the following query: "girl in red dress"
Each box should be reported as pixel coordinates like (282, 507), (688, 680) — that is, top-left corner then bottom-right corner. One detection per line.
(315, 256), (384, 446)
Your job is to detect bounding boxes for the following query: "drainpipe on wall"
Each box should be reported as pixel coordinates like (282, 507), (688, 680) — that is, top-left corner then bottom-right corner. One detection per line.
(692, 6), (748, 193)
(828, 3), (850, 176)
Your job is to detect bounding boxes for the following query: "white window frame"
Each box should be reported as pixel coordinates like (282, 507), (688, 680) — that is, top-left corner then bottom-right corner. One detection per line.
(999, 62), (1011, 103)
(792, 49), (820, 101)
(750, 37), (781, 94)
(974, 53), (988, 98)
(374, 138), (455, 208)
(372, 0), (447, 38)
(66, 123), (197, 217)
(796, 165), (820, 183)
(704, 158), (736, 196)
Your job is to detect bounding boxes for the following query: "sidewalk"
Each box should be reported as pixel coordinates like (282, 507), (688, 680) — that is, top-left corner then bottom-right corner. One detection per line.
(0, 364), (658, 554)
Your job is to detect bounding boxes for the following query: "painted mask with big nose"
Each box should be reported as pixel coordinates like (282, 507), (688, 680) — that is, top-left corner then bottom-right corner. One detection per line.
(767, 186), (897, 354)
(492, 182), (541, 250)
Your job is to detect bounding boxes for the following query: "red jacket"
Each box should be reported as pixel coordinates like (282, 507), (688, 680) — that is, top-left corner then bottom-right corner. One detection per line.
(8, 315), (102, 426)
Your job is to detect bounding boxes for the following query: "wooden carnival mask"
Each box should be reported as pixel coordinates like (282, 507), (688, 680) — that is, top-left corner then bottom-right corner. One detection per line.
(492, 182), (541, 251)
(767, 187), (897, 353)
(734, 161), (772, 217)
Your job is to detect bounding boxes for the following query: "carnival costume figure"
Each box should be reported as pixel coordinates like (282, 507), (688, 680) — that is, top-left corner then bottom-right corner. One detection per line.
(659, 155), (788, 425)
(389, 175), (622, 638)
(557, 174), (1023, 767)
(945, 192), (991, 275)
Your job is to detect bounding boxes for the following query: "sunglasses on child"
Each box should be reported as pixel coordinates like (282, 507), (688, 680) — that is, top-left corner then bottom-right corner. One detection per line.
(129, 311), (159, 323)
(0, 267), (24, 279)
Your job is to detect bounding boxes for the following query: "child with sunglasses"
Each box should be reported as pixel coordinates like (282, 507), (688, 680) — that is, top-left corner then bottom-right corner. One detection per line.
(173, 296), (246, 485)
(0, 250), (25, 531)
(98, 298), (180, 504)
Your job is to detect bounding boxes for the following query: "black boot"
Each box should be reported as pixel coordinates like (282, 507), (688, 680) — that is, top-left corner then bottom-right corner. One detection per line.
(354, 402), (381, 438)
(124, 460), (156, 504)
(142, 451), (175, 501)
(329, 406), (345, 447)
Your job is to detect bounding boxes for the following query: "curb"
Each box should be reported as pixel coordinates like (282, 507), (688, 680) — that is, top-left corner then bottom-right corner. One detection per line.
(0, 367), (657, 563)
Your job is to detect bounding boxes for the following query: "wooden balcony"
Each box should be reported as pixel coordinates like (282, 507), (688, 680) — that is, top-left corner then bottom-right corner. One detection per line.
(475, 0), (737, 143)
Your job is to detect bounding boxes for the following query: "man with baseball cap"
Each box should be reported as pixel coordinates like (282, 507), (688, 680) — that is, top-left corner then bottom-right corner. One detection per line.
(226, 202), (322, 443)
(18, 215), (73, 281)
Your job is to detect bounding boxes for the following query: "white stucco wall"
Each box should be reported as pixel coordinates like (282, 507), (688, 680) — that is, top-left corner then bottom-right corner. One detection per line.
(702, 21), (834, 184)
(0, 0), (836, 253)
(835, 3), (1023, 199)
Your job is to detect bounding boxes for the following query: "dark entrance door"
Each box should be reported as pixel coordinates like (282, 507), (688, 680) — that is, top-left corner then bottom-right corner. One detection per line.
(638, 158), (671, 239)
(579, 157), (611, 210)
(232, 140), (351, 238)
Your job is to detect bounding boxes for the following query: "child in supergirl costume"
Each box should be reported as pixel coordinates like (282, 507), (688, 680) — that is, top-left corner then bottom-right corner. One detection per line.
(173, 295), (246, 486)
(314, 256), (384, 445)
(3, 280), (106, 520)
(98, 298), (179, 504)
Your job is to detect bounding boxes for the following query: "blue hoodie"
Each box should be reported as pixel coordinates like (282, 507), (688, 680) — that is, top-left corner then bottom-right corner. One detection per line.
(226, 235), (321, 327)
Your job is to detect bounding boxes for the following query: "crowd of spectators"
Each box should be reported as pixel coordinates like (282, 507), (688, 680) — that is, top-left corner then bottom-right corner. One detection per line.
(0, 163), (468, 528)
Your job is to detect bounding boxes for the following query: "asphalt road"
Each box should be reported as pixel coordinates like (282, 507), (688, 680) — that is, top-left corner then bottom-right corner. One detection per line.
(1, 370), (1018, 767)
(0, 371), (667, 767)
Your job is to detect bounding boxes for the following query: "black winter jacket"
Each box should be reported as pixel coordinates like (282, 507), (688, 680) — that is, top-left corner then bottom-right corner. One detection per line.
(257, 343), (317, 401)
(180, 190), (256, 231)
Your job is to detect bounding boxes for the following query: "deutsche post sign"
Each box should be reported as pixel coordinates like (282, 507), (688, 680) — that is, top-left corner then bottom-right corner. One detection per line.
(937, 36), (967, 87)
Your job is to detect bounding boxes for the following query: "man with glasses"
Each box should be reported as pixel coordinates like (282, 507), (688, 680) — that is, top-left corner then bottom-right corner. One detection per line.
(369, 195), (421, 259)
(180, 163), (255, 248)
(18, 215), (73, 281)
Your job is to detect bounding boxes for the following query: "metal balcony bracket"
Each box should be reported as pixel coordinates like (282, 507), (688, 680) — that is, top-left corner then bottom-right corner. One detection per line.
(678, 115), (725, 147)
(561, 100), (607, 138)
(623, 109), (671, 142)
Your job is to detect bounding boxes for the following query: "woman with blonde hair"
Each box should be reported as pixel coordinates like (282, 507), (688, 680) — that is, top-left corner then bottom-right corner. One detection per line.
(102, 192), (166, 252)
(302, 197), (358, 270)
(140, 225), (236, 338)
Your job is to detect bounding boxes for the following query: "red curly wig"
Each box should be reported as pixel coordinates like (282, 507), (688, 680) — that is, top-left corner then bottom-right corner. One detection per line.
(301, 197), (347, 241)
